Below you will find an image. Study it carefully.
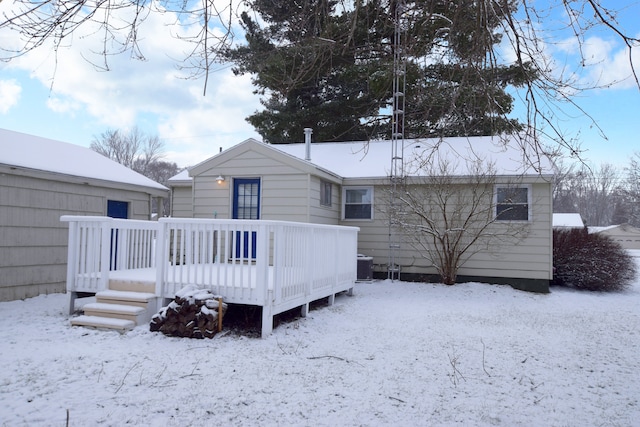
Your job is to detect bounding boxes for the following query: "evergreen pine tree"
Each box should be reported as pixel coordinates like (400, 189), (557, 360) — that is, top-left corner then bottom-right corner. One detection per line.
(224, 0), (535, 143)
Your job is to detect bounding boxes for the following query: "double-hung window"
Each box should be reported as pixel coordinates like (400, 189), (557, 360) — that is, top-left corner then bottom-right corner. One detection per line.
(495, 185), (530, 221)
(343, 187), (373, 220)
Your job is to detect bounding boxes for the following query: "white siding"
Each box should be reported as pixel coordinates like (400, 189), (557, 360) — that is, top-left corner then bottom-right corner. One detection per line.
(184, 139), (554, 285)
(261, 175), (311, 222)
(192, 149), (316, 222)
(204, 149), (304, 176)
(0, 173), (155, 301)
(341, 181), (553, 282)
(170, 186), (193, 218)
(192, 176), (231, 218)
(308, 176), (341, 225)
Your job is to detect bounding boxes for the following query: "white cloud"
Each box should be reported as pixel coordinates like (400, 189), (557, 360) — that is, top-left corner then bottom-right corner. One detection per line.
(588, 36), (640, 89)
(557, 35), (640, 90)
(158, 72), (263, 167)
(0, 79), (21, 113)
(46, 96), (81, 115)
(1, 1), (262, 166)
(498, 3), (640, 92)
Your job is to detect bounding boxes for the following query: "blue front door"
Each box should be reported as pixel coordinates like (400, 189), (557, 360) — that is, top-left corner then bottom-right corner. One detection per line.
(233, 178), (260, 258)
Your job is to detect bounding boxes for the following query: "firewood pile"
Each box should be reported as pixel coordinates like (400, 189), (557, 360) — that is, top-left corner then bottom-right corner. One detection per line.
(150, 285), (227, 339)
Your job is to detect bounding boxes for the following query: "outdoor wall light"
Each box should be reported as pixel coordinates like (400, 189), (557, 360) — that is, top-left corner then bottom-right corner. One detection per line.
(216, 175), (225, 184)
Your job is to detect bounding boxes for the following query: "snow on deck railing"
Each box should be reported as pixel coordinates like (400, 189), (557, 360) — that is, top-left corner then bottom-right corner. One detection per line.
(62, 216), (359, 334)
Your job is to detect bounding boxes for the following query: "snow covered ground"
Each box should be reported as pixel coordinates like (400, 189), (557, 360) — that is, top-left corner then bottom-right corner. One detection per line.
(1, 269), (639, 426)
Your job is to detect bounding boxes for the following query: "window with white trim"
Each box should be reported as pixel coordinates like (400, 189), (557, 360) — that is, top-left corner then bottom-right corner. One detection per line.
(320, 180), (332, 207)
(495, 185), (530, 221)
(343, 187), (373, 220)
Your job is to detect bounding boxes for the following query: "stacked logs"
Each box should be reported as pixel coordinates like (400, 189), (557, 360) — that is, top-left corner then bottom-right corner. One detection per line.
(150, 285), (227, 339)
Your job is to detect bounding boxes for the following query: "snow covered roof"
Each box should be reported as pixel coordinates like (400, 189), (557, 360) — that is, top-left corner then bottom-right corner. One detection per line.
(275, 135), (554, 178)
(589, 225), (622, 233)
(0, 129), (168, 194)
(553, 213), (585, 229)
(169, 134), (555, 183)
(167, 168), (191, 183)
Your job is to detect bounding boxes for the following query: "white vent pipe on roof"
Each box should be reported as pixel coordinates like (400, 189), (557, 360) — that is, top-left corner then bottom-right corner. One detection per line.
(304, 128), (313, 161)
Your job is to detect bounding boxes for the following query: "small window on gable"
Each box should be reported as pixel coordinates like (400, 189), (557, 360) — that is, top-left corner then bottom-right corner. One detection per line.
(496, 186), (530, 221)
(343, 187), (373, 220)
(320, 180), (332, 207)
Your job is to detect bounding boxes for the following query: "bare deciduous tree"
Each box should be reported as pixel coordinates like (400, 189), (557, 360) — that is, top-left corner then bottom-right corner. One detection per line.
(551, 159), (578, 213)
(391, 145), (531, 285)
(553, 161), (622, 226)
(621, 152), (640, 226)
(90, 126), (163, 172)
(0, 0), (235, 93)
(91, 127), (179, 215)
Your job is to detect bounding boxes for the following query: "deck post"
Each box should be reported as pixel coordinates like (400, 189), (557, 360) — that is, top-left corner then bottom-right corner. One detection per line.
(65, 219), (78, 314)
(258, 223), (273, 338)
(255, 223), (269, 304)
(261, 304), (274, 337)
(99, 218), (112, 292)
(156, 219), (168, 300)
(333, 228), (340, 294)
(327, 293), (335, 306)
(305, 227), (314, 298)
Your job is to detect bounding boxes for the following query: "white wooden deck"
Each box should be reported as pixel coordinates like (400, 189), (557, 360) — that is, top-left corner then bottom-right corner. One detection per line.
(62, 217), (359, 337)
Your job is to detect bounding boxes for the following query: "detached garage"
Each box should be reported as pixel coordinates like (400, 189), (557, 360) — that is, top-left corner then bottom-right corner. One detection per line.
(590, 223), (640, 251)
(0, 129), (169, 301)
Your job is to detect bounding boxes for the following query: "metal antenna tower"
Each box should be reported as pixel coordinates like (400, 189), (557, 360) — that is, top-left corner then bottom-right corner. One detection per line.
(388, 0), (406, 281)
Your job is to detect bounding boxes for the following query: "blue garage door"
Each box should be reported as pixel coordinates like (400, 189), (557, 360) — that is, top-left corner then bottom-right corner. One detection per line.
(107, 200), (129, 269)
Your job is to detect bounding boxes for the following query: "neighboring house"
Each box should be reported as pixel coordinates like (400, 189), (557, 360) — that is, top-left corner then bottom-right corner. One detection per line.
(553, 213), (585, 229)
(553, 214), (640, 250)
(0, 129), (169, 301)
(168, 168), (195, 219)
(589, 224), (640, 250)
(167, 134), (555, 292)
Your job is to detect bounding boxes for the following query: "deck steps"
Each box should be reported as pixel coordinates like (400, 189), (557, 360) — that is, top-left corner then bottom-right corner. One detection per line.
(70, 281), (159, 331)
(82, 302), (148, 324)
(71, 315), (136, 331)
(96, 290), (157, 308)
(108, 279), (155, 294)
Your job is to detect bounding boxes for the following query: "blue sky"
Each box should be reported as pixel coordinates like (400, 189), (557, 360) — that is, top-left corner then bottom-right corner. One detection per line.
(0, 1), (638, 169)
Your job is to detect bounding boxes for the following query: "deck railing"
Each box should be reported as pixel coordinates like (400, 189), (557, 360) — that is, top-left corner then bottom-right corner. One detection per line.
(62, 216), (359, 334)
(61, 216), (159, 295)
(156, 218), (359, 305)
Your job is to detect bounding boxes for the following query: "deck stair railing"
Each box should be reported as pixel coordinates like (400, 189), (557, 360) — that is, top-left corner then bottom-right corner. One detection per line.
(61, 216), (159, 295)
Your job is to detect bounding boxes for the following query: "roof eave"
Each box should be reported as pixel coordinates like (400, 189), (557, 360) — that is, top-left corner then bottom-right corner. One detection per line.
(1, 163), (169, 197)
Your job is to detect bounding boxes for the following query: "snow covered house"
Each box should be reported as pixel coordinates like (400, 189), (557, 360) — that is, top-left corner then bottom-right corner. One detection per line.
(552, 213), (585, 229)
(589, 224), (640, 250)
(0, 129), (168, 301)
(168, 134), (555, 293)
